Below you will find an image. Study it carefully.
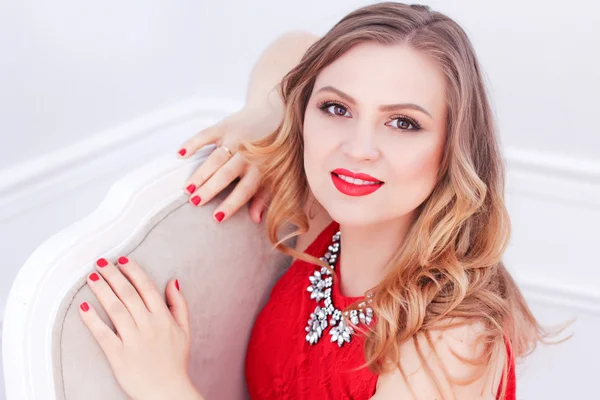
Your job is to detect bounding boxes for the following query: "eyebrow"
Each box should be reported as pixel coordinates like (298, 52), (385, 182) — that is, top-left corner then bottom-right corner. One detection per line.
(315, 85), (433, 119)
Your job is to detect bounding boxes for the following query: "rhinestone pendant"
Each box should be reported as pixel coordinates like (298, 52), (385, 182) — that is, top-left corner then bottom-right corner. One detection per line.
(305, 305), (328, 345)
(306, 270), (332, 301)
(329, 318), (354, 347)
(304, 230), (374, 347)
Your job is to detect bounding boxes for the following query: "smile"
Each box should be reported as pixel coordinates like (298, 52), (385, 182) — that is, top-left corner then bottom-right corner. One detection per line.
(330, 169), (384, 197)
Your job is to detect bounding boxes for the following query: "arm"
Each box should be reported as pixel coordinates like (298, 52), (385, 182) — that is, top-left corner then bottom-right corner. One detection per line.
(144, 377), (205, 400)
(245, 30), (320, 119)
(371, 320), (507, 400)
(243, 30), (333, 249)
(167, 378), (205, 400)
(177, 30), (330, 229)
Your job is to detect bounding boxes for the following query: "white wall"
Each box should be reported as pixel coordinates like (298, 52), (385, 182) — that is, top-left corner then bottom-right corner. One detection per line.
(1, 1), (598, 398)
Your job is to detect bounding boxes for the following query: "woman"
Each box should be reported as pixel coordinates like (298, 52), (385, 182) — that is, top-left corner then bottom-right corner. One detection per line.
(80, 2), (561, 399)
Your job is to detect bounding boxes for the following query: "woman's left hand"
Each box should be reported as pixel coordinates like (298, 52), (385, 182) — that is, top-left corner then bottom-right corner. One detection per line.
(79, 256), (202, 400)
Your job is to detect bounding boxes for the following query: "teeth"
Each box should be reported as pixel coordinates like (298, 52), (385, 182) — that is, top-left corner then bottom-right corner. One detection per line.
(337, 174), (380, 185)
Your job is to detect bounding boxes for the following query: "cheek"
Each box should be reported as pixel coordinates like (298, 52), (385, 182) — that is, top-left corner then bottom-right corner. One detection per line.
(303, 112), (340, 169)
(302, 114), (325, 185)
(302, 113), (345, 203)
(388, 139), (444, 199)
(400, 146), (442, 177)
(302, 116), (320, 167)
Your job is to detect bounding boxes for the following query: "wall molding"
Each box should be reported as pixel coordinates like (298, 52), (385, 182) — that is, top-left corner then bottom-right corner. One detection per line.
(505, 147), (600, 185)
(0, 95), (598, 316)
(519, 279), (600, 316)
(505, 147), (600, 209)
(0, 96), (244, 222)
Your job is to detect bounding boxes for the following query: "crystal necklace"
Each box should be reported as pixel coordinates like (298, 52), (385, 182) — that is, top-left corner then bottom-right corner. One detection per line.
(304, 229), (374, 347)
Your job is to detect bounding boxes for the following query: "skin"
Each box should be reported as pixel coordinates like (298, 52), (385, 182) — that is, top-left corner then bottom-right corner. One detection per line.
(79, 257), (204, 400)
(302, 42), (503, 399)
(82, 34), (503, 399)
(176, 31), (319, 224)
(303, 41), (448, 298)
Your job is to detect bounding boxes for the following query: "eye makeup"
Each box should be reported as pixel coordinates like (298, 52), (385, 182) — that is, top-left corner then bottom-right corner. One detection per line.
(316, 99), (423, 132)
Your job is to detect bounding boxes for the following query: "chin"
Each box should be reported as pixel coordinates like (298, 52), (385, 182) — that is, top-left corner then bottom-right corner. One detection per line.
(321, 202), (386, 228)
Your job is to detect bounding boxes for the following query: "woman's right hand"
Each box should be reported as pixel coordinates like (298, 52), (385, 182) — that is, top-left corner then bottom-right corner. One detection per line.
(176, 104), (281, 224)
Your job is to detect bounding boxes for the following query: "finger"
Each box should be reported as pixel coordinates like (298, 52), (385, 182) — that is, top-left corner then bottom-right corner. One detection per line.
(86, 271), (138, 341)
(94, 258), (151, 326)
(212, 165), (261, 223)
(248, 185), (270, 224)
(166, 279), (190, 338)
(79, 301), (123, 357)
(184, 146), (236, 200)
(176, 123), (225, 159)
(190, 152), (246, 208)
(116, 256), (169, 316)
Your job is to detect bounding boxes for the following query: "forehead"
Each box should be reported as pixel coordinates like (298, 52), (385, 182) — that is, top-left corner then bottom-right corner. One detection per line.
(313, 42), (446, 114)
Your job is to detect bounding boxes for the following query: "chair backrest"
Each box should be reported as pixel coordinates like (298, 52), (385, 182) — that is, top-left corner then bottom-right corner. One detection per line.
(2, 147), (294, 399)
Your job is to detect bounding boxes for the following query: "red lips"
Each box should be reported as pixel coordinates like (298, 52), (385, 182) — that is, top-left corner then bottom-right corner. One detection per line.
(330, 168), (384, 197)
(331, 168), (382, 183)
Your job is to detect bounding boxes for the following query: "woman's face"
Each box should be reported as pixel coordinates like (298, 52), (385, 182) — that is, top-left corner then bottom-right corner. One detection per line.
(303, 42), (448, 227)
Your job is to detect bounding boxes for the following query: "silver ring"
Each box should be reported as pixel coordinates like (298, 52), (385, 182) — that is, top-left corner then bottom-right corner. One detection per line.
(219, 145), (233, 159)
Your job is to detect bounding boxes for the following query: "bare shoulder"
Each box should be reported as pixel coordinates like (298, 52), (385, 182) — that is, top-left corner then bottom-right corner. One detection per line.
(372, 318), (506, 400)
(265, 30), (320, 69)
(278, 30), (321, 49)
(294, 189), (332, 253)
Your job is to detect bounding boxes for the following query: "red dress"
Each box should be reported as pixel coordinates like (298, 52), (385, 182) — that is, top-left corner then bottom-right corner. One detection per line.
(245, 220), (516, 399)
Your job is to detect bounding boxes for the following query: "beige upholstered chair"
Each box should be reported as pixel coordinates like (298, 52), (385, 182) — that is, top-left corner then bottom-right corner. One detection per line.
(2, 147), (294, 399)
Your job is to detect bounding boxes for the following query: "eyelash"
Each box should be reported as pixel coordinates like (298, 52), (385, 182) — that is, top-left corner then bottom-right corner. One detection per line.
(316, 100), (423, 132)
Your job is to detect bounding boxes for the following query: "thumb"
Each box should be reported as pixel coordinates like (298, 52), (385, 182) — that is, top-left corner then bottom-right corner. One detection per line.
(249, 186), (270, 223)
(166, 278), (190, 337)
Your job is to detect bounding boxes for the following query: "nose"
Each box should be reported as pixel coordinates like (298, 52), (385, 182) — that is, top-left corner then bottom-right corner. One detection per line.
(340, 123), (381, 162)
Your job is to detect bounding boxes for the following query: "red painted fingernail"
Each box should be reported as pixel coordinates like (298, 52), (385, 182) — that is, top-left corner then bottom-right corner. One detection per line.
(89, 272), (99, 281)
(215, 212), (225, 222)
(118, 256), (129, 265)
(186, 184), (196, 194)
(175, 279), (180, 291)
(80, 302), (89, 312)
(96, 258), (108, 268)
(178, 148), (186, 156)
(191, 195), (201, 206)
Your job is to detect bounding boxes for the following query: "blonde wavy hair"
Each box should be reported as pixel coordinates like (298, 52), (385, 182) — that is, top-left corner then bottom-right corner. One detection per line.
(239, 2), (569, 399)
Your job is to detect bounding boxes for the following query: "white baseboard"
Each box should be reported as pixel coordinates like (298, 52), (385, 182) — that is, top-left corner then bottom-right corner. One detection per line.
(1, 95), (598, 321)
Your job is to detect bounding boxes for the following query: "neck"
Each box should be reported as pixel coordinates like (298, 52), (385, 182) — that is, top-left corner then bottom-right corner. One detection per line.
(338, 213), (415, 297)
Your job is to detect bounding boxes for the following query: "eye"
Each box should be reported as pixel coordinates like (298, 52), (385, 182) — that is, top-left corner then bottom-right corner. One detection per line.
(317, 101), (351, 118)
(317, 100), (423, 132)
(387, 116), (422, 132)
